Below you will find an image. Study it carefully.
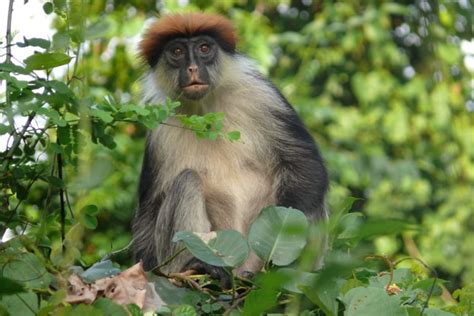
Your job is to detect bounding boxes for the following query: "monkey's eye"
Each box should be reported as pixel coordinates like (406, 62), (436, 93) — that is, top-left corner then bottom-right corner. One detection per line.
(200, 44), (210, 54)
(173, 47), (183, 56)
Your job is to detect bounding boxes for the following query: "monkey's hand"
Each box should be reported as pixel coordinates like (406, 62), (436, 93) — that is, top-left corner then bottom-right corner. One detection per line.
(182, 258), (232, 289)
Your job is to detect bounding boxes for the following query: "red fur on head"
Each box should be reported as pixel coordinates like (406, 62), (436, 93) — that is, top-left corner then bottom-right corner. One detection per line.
(140, 13), (238, 67)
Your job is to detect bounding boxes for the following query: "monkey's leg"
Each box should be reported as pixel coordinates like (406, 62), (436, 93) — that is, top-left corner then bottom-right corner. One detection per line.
(154, 169), (211, 274)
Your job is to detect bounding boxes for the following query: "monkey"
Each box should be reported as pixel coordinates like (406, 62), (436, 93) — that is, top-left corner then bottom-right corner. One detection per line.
(132, 12), (328, 285)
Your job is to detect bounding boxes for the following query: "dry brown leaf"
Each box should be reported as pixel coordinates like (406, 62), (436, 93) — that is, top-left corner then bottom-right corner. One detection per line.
(386, 283), (402, 295)
(65, 274), (97, 304)
(99, 262), (148, 308)
(65, 262), (164, 311)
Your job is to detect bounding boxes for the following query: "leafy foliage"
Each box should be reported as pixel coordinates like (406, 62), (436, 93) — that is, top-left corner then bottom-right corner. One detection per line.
(0, 0), (472, 315)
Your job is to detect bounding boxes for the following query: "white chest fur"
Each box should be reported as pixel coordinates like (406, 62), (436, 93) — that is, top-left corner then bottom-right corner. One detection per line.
(150, 117), (276, 233)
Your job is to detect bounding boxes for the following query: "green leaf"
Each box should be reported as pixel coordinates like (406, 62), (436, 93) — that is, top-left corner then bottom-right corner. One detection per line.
(278, 268), (318, 293)
(24, 52), (71, 70)
(127, 304), (143, 316)
(45, 175), (65, 188)
(0, 62), (30, 74)
(82, 204), (99, 216)
(342, 287), (408, 316)
(17, 37), (50, 49)
(154, 277), (203, 306)
(85, 20), (111, 40)
(329, 196), (359, 232)
(0, 72), (29, 89)
(91, 108), (114, 124)
(119, 104), (150, 116)
(0, 252), (53, 290)
(172, 305), (196, 316)
(43, 2), (53, 14)
(37, 108), (67, 127)
(421, 308), (456, 316)
(80, 260), (121, 283)
(79, 205), (100, 229)
(52, 31), (70, 51)
(0, 293), (37, 316)
(226, 131), (241, 141)
(0, 124), (11, 135)
(172, 230), (249, 267)
(248, 206), (309, 266)
(0, 277), (25, 296)
(242, 271), (290, 316)
(93, 298), (128, 316)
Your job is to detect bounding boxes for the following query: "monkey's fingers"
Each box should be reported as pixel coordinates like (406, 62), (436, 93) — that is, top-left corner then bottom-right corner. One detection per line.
(182, 258), (232, 290)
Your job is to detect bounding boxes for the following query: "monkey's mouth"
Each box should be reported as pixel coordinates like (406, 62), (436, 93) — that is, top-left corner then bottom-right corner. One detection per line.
(182, 81), (209, 99)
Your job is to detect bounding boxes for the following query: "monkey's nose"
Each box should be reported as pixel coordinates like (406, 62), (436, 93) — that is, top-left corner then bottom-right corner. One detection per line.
(187, 65), (198, 74)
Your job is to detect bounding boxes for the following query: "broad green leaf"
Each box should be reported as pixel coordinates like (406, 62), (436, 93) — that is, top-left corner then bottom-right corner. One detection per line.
(172, 230), (249, 267)
(154, 277), (203, 306)
(54, 304), (101, 315)
(80, 260), (121, 283)
(93, 298), (128, 316)
(248, 206), (309, 266)
(242, 271), (290, 316)
(0, 277), (25, 296)
(0, 293), (37, 316)
(0, 252), (53, 289)
(342, 287), (408, 316)
(24, 52), (71, 70)
(278, 268), (318, 293)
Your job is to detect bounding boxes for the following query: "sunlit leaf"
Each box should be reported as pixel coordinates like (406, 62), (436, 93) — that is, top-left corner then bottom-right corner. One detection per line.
(248, 206), (309, 266)
(172, 230), (249, 267)
(24, 52), (71, 70)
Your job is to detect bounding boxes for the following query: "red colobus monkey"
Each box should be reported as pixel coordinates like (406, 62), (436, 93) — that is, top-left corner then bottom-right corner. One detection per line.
(132, 13), (328, 283)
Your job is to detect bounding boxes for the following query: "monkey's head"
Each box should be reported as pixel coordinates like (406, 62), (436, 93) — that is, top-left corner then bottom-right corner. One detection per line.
(140, 13), (237, 100)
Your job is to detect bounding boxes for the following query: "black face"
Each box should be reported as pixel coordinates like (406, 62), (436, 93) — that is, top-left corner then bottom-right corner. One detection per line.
(163, 35), (219, 100)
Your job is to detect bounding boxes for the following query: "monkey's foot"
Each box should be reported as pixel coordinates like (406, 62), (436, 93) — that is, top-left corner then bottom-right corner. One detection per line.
(182, 258), (232, 289)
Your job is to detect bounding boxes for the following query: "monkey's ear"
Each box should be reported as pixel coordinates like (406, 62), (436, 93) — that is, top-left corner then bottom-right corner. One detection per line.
(139, 13), (238, 67)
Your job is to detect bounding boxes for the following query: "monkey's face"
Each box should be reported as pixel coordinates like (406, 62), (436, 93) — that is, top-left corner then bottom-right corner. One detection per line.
(162, 35), (220, 100)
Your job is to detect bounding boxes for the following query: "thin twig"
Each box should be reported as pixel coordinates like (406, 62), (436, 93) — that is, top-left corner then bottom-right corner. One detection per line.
(402, 234), (456, 304)
(224, 287), (253, 315)
(168, 271), (202, 291)
(394, 257), (438, 316)
(2, 113), (36, 172)
(152, 248), (186, 274)
(101, 241), (132, 261)
(365, 255), (394, 291)
(4, 0), (15, 130)
(56, 144), (66, 252)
